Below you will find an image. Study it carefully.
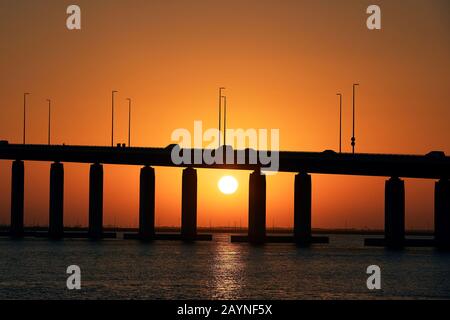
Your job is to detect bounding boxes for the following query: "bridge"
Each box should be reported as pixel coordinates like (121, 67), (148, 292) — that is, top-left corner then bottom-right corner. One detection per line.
(0, 143), (449, 248)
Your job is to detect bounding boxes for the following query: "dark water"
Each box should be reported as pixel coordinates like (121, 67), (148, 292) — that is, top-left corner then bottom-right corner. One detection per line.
(0, 234), (450, 299)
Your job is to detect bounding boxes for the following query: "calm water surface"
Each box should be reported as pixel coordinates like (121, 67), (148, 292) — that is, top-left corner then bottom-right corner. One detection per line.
(1, 234), (449, 299)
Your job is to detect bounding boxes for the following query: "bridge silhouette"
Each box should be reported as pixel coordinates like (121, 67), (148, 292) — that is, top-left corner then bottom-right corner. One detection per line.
(1, 143), (449, 248)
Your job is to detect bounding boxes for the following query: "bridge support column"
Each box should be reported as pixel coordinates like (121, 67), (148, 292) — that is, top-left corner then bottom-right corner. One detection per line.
(294, 173), (312, 245)
(139, 166), (155, 240)
(385, 177), (405, 248)
(248, 170), (266, 244)
(181, 167), (197, 240)
(11, 160), (24, 238)
(88, 163), (103, 239)
(435, 179), (450, 248)
(49, 162), (64, 239)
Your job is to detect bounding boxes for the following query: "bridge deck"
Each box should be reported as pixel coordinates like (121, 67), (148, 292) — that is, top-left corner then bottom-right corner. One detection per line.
(0, 143), (449, 179)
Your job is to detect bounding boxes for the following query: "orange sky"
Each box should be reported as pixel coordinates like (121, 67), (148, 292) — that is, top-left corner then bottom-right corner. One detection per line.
(0, 0), (449, 230)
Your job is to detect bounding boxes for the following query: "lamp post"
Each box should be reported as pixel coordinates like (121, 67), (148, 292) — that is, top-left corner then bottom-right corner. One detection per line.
(223, 95), (227, 147)
(111, 90), (118, 147)
(126, 98), (131, 147)
(47, 99), (51, 145)
(23, 93), (30, 144)
(351, 83), (359, 154)
(337, 93), (342, 153)
(218, 87), (225, 147)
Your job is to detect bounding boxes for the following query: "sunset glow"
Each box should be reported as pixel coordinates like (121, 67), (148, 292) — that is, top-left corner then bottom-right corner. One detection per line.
(0, 0), (448, 230)
(218, 176), (239, 195)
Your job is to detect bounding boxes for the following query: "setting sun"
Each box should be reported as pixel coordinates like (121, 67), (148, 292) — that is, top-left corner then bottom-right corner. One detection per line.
(218, 176), (239, 195)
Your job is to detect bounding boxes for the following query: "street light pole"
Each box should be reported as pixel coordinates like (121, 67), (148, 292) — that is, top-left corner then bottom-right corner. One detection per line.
(23, 93), (30, 144)
(47, 99), (51, 145)
(351, 83), (359, 154)
(112, 90), (118, 147)
(126, 98), (131, 147)
(218, 87), (225, 147)
(223, 95), (227, 147)
(337, 93), (342, 153)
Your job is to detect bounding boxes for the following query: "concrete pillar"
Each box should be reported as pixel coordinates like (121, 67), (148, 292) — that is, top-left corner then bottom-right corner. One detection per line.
(88, 163), (103, 239)
(49, 162), (64, 239)
(435, 179), (450, 247)
(385, 177), (405, 248)
(139, 166), (155, 239)
(248, 170), (266, 244)
(11, 160), (24, 238)
(181, 167), (197, 240)
(294, 173), (312, 244)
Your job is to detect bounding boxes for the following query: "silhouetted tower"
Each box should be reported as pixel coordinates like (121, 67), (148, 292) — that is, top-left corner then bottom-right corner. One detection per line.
(351, 83), (359, 154)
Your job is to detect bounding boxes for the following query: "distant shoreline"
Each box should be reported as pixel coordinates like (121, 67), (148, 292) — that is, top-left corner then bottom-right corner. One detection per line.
(0, 225), (434, 236)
